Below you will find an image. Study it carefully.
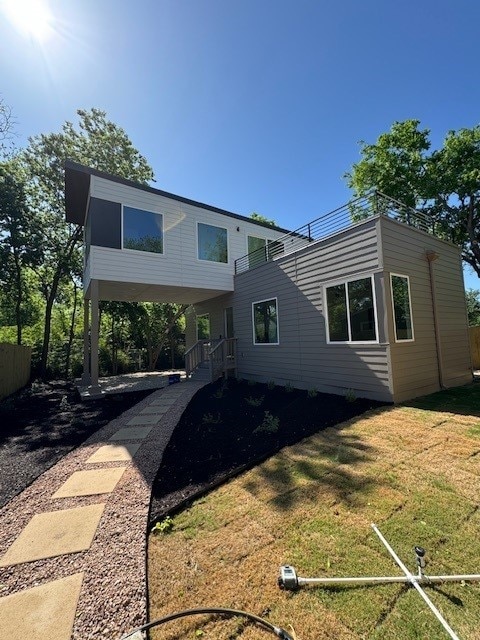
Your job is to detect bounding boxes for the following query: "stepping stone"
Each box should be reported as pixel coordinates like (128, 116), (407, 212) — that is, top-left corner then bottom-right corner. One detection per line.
(139, 405), (169, 415)
(149, 398), (177, 406)
(0, 573), (84, 640)
(109, 426), (153, 441)
(51, 467), (127, 498)
(0, 504), (105, 566)
(127, 414), (161, 425)
(86, 443), (141, 463)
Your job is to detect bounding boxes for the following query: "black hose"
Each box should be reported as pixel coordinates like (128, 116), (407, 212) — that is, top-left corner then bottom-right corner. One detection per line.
(119, 607), (294, 639)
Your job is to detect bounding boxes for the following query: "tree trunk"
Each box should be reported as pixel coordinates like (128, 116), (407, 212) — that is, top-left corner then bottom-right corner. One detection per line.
(64, 280), (78, 378)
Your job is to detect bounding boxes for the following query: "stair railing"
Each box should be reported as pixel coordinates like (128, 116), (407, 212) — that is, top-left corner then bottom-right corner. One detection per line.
(185, 339), (210, 378)
(209, 338), (237, 382)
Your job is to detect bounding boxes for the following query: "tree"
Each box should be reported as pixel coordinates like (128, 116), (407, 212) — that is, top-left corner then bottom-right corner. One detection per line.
(20, 108), (154, 377)
(345, 120), (480, 277)
(249, 212), (277, 227)
(0, 159), (42, 344)
(465, 289), (480, 326)
(0, 97), (15, 153)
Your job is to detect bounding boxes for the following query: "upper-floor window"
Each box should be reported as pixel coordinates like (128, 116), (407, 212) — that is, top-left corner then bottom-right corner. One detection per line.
(198, 223), (228, 263)
(325, 276), (377, 343)
(247, 236), (284, 269)
(391, 274), (414, 341)
(123, 206), (163, 254)
(252, 297), (279, 345)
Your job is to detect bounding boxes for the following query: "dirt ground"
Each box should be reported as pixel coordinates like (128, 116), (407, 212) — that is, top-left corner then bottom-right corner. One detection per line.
(149, 379), (384, 524)
(0, 380), (154, 508)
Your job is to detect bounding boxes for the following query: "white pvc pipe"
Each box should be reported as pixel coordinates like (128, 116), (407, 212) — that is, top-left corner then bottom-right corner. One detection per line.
(298, 573), (480, 586)
(371, 523), (460, 640)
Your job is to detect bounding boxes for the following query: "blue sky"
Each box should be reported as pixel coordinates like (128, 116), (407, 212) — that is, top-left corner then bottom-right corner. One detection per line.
(1, 0), (479, 289)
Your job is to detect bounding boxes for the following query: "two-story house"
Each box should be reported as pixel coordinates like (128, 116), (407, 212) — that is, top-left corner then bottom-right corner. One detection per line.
(65, 160), (472, 402)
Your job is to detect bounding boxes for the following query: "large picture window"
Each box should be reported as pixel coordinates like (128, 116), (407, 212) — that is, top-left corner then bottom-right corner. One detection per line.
(391, 274), (414, 341)
(252, 298), (279, 345)
(326, 276), (377, 343)
(198, 223), (228, 263)
(123, 206), (163, 254)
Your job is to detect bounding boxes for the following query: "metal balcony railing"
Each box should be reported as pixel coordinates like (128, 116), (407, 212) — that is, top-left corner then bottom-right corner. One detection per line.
(234, 191), (432, 274)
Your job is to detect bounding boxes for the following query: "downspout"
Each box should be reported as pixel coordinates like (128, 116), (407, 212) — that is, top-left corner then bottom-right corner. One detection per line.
(426, 250), (445, 390)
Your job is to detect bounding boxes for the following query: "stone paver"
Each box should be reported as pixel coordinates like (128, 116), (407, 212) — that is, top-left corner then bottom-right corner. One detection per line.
(139, 405), (169, 415)
(127, 414), (161, 425)
(85, 443), (142, 463)
(51, 467), (127, 498)
(0, 504), (105, 566)
(109, 426), (153, 440)
(0, 573), (84, 640)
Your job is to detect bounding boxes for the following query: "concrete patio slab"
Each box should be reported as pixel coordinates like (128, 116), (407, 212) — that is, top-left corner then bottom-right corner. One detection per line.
(51, 467), (127, 498)
(85, 443), (142, 463)
(0, 504), (105, 566)
(0, 573), (84, 640)
(109, 426), (153, 441)
(127, 414), (162, 425)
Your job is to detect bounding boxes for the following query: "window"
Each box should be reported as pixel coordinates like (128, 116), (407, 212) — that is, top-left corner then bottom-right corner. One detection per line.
(197, 314), (210, 340)
(326, 276), (377, 343)
(391, 274), (414, 341)
(123, 206), (163, 254)
(252, 298), (279, 344)
(198, 223), (228, 263)
(247, 236), (284, 268)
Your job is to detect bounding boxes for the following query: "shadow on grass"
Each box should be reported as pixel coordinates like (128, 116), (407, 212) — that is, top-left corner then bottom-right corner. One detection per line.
(404, 381), (480, 418)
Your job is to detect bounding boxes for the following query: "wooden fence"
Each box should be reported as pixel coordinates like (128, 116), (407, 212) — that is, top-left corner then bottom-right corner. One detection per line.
(470, 327), (480, 369)
(0, 343), (32, 401)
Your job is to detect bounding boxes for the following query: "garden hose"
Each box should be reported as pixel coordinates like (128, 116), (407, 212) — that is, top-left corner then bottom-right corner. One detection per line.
(120, 606), (295, 639)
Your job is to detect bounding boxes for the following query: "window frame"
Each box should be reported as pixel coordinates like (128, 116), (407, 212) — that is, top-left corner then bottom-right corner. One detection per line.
(196, 313), (210, 341)
(196, 221), (229, 264)
(390, 273), (415, 343)
(251, 297), (280, 346)
(324, 274), (379, 345)
(121, 205), (164, 256)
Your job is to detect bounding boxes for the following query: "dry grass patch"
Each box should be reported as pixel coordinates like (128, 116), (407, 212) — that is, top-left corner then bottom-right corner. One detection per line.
(148, 383), (480, 639)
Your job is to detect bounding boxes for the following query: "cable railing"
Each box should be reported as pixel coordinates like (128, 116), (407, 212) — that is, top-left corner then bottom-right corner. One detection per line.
(234, 191), (432, 274)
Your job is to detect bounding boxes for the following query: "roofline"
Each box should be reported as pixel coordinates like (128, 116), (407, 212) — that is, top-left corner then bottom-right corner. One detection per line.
(64, 160), (291, 233)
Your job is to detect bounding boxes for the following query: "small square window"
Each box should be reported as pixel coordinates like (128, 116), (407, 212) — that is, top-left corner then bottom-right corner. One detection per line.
(198, 223), (228, 263)
(326, 276), (377, 343)
(123, 207), (163, 254)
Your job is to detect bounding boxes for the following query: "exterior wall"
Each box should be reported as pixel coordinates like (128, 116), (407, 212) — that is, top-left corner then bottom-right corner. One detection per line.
(185, 294), (234, 351)
(232, 218), (393, 401)
(87, 176), (286, 294)
(381, 217), (472, 402)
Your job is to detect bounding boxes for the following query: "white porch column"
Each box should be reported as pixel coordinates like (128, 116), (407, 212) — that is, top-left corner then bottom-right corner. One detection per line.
(90, 279), (101, 393)
(80, 296), (91, 385)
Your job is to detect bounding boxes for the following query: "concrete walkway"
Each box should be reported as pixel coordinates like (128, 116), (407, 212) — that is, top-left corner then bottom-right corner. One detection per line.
(0, 380), (206, 640)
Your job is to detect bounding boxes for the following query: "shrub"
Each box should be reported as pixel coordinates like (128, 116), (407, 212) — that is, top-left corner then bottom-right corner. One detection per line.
(307, 388), (318, 398)
(284, 381), (294, 393)
(245, 395), (264, 407)
(247, 379), (257, 386)
(267, 380), (276, 390)
(254, 411), (280, 434)
(345, 388), (357, 403)
(202, 412), (221, 424)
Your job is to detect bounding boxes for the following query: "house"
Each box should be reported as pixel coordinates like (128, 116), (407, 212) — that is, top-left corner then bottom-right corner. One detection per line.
(65, 161), (473, 402)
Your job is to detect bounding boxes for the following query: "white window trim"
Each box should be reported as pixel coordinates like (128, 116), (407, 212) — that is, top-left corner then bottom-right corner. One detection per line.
(324, 274), (379, 345)
(252, 296), (280, 345)
(121, 205), (165, 257)
(196, 221), (229, 265)
(390, 273), (415, 343)
(196, 313), (210, 341)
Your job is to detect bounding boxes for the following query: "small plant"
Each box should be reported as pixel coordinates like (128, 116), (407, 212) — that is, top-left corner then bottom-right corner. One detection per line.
(267, 379), (276, 390)
(247, 379), (257, 386)
(245, 395), (264, 407)
(152, 516), (174, 535)
(202, 412), (221, 424)
(59, 394), (69, 411)
(344, 388), (357, 403)
(284, 381), (294, 393)
(254, 410), (280, 434)
(212, 388), (224, 399)
(307, 388), (318, 398)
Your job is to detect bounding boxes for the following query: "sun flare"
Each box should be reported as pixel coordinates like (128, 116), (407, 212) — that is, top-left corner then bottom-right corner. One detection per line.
(2, 0), (53, 41)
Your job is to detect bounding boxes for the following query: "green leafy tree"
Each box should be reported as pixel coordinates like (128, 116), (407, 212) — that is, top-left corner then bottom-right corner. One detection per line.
(346, 120), (480, 278)
(465, 289), (480, 326)
(249, 212), (277, 227)
(20, 108), (154, 377)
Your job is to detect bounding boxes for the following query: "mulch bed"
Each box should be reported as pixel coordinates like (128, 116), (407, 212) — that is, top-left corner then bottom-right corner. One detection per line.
(149, 379), (385, 524)
(0, 380), (154, 509)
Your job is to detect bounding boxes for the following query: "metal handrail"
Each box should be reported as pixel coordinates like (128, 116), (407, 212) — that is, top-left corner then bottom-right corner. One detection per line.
(234, 191), (432, 274)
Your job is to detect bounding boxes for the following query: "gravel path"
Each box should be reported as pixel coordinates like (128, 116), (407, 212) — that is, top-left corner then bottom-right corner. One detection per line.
(0, 381), (205, 640)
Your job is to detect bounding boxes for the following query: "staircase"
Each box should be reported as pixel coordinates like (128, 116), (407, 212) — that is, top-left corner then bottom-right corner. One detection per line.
(185, 338), (237, 383)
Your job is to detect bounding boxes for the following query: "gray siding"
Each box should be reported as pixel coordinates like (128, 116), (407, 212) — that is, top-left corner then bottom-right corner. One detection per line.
(233, 219), (392, 401)
(185, 294), (234, 351)
(381, 217), (472, 402)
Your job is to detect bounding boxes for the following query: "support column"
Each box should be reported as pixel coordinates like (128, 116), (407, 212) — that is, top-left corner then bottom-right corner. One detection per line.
(80, 297), (91, 385)
(90, 279), (101, 394)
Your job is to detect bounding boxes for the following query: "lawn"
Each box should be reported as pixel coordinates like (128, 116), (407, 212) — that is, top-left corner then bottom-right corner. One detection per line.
(148, 382), (480, 640)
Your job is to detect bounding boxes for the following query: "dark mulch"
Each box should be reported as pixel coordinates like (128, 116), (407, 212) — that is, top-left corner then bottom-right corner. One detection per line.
(0, 380), (154, 509)
(149, 379), (385, 524)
